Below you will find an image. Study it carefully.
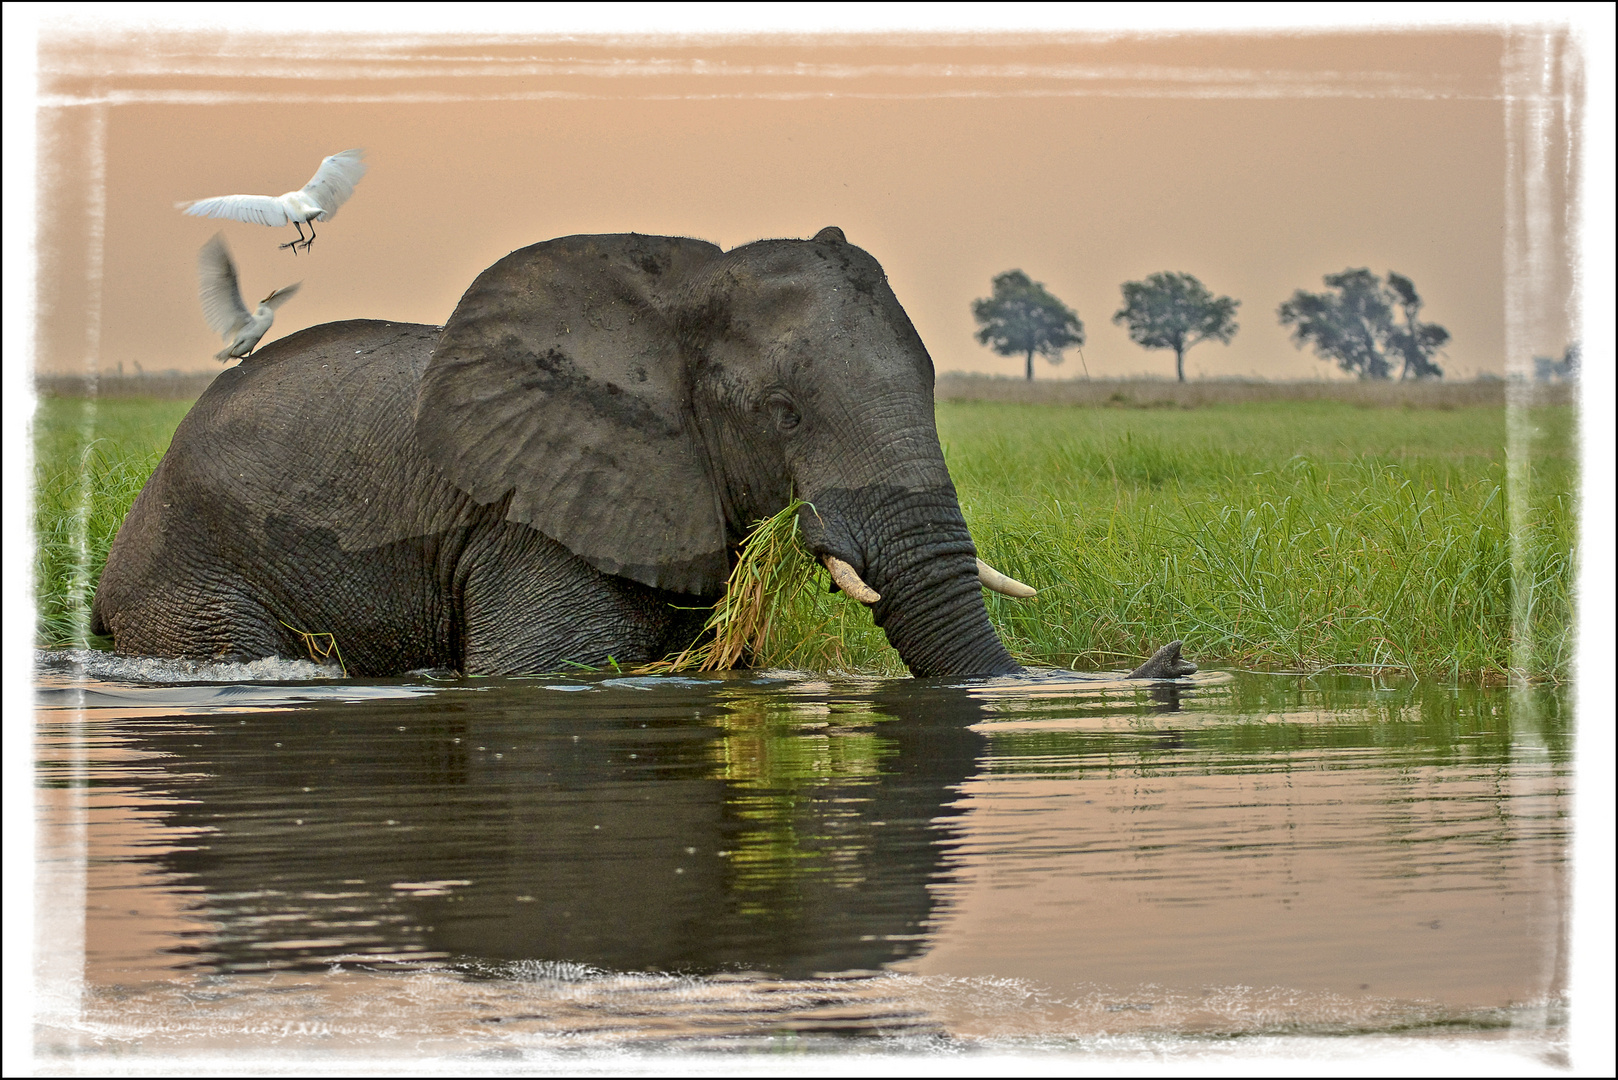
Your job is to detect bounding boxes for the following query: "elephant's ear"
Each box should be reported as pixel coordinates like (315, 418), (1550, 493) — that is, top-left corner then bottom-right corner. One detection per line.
(416, 233), (728, 595)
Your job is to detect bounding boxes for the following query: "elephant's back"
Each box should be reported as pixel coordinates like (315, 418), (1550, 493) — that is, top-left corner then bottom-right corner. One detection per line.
(203, 319), (440, 427)
(94, 321), (468, 640)
(155, 319), (458, 543)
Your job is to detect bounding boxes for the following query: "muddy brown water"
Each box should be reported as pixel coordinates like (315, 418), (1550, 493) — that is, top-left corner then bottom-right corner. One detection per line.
(32, 651), (1570, 1066)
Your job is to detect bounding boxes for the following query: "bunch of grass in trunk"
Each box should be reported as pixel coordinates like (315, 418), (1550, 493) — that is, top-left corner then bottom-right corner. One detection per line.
(646, 500), (902, 675)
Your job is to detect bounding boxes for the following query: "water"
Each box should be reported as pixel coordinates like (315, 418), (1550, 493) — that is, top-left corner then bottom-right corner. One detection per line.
(32, 652), (1571, 1069)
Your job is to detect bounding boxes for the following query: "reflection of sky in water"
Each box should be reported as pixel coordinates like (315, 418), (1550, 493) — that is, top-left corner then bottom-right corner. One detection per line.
(34, 651), (1570, 1061)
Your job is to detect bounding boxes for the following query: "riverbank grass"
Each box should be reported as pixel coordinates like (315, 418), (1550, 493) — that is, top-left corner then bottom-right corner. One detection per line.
(938, 401), (1574, 681)
(32, 395), (1575, 680)
(32, 397), (195, 649)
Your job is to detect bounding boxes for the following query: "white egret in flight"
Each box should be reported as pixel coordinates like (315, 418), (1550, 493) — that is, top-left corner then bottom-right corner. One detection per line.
(198, 234), (301, 362)
(179, 148), (367, 254)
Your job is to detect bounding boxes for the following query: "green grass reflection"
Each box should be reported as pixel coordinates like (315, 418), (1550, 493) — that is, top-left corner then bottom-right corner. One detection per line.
(710, 693), (893, 918)
(974, 673), (1571, 779)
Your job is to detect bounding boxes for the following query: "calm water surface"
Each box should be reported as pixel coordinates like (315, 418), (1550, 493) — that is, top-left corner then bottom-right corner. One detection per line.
(33, 651), (1571, 1067)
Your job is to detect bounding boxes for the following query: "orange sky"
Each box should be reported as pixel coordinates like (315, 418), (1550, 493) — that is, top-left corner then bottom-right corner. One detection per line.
(32, 27), (1578, 380)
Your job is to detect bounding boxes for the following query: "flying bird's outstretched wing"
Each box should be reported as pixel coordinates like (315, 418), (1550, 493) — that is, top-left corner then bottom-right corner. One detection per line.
(198, 234), (250, 337)
(181, 193), (294, 227)
(301, 148), (367, 221)
(261, 282), (302, 310)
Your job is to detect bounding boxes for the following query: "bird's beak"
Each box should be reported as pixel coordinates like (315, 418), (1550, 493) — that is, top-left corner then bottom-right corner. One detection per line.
(261, 282), (301, 305)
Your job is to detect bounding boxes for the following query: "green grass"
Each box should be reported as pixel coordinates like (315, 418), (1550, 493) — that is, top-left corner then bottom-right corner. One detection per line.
(32, 397), (195, 649)
(745, 402), (1575, 681)
(945, 402), (1575, 681)
(33, 395), (1576, 681)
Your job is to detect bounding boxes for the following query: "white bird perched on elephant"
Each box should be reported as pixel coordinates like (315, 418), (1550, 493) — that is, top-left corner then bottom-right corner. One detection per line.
(198, 234), (301, 362)
(178, 148), (367, 253)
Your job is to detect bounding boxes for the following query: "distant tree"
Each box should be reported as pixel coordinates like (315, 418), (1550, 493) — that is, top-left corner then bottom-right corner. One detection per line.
(1381, 272), (1450, 380)
(1111, 272), (1240, 383)
(1277, 269), (1450, 380)
(1534, 342), (1580, 382)
(972, 270), (1085, 381)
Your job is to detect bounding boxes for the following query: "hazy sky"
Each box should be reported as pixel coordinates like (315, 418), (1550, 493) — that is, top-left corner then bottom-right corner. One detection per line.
(31, 22), (1579, 380)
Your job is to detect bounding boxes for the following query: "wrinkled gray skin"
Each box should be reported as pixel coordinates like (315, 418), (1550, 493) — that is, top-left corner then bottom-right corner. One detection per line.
(94, 230), (1005, 676)
(1128, 640), (1197, 679)
(94, 228), (1190, 681)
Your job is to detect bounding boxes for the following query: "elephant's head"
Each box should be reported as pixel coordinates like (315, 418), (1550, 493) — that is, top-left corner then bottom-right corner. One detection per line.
(416, 228), (1021, 677)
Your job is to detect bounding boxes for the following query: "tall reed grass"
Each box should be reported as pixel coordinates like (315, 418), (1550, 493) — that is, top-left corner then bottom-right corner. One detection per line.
(32, 396), (1576, 681)
(32, 397), (194, 649)
(735, 402), (1574, 681)
(944, 402), (1575, 680)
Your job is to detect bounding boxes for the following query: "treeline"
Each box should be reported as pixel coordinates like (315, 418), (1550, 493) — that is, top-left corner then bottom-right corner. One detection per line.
(932, 373), (1574, 409)
(972, 266), (1485, 383)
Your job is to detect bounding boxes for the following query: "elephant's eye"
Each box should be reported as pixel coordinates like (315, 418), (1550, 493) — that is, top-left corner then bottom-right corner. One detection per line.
(767, 394), (801, 434)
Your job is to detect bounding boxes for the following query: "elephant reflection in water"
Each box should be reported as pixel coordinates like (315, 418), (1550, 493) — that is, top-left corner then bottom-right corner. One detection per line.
(123, 684), (988, 978)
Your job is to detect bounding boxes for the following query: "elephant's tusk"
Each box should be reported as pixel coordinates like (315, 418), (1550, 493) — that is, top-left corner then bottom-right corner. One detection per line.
(823, 556), (881, 604)
(977, 558), (1037, 598)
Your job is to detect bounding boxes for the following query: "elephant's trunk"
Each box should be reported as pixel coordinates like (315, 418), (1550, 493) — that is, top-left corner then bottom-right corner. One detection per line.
(873, 548), (1021, 677)
(799, 486), (1020, 678)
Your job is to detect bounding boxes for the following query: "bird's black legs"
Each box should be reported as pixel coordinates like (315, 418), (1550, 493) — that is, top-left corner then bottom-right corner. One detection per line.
(279, 221), (315, 254)
(279, 221), (308, 253)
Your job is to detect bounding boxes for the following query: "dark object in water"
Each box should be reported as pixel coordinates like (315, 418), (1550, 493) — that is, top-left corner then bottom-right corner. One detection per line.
(1129, 640), (1198, 680)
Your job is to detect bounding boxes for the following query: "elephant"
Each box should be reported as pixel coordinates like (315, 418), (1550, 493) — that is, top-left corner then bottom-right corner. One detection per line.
(92, 227), (1196, 681)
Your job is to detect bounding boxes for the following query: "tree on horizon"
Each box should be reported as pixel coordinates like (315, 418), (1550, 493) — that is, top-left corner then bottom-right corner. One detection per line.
(971, 270), (1085, 381)
(1278, 268), (1449, 380)
(1112, 272), (1240, 383)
